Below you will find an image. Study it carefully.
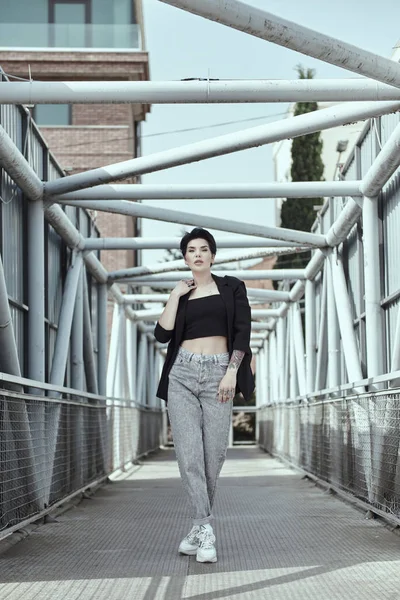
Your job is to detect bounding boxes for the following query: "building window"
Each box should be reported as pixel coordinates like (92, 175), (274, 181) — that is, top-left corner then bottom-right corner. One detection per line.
(0, 0), (138, 49)
(34, 104), (71, 126)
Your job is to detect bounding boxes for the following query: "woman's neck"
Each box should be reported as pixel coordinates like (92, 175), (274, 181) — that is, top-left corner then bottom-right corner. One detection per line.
(193, 273), (214, 288)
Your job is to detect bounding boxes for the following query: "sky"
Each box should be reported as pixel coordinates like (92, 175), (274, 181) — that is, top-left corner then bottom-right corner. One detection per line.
(140, 0), (400, 266)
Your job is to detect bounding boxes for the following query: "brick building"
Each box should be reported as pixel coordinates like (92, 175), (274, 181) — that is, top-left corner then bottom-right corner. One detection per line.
(0, 0), (150, 272)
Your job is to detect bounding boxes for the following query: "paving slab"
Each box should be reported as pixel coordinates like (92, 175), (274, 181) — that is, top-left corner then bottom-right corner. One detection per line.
(1, 447), (400, 600)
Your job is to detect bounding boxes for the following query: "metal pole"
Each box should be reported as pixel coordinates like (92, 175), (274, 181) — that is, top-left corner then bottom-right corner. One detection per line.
(97, 283), (108, 396)
(84, 236), (313, 251)
(5, 79), (400, 104)
(0, 254), (22, 379)
(56, 180), (361, 201)
(362, 195), (385, 381)
(44, 100), (400, 195)
(314, 270), (328, 392)
(60, 201), (326, 248)
(50, 251), (83, 386)
(305, 279), (316, 393)
(82, 274), (99, 394)
(0, 124), (43, 201)
(292, 302), (306, 396)
(360, 121), (400, 197)
(106, 303), (122, 397)
(126, 320), (137, 400)
(28, 200), (45, 387)
(113, 269), (307, 284)
(289, 306), (298, 400)
(159, 0), (400, 88)
(329, 252), (364, 390)
(71, 268), (84, 390)
(109, 246), (310, 279)
(136, 335), (148, 405)
(326, 256), (341, 389)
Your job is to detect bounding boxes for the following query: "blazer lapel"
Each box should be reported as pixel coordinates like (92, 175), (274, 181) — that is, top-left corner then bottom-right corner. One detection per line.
(175, 293), (189, 344)
(212, 274), (234, 348)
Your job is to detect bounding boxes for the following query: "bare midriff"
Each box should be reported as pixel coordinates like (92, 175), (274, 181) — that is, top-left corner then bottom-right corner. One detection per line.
(180, 335), (228, 355)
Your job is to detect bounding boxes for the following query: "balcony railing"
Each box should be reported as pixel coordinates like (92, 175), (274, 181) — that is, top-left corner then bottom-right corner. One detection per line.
(0, 23), (141, 51)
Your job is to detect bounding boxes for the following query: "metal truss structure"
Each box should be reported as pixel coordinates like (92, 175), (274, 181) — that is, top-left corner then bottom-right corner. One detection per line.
(2, 0), (400, 534)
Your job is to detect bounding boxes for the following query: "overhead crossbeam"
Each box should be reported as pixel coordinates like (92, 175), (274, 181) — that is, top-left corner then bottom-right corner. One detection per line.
(55, 180), (362, 201)
(84, 236), (305, 250)
(57, 200), (326, 247)
(159, 0), (400, 88)
(44, 101), (400, 196)
(4, 79), (400, 104)
(110, 270), (306, 284)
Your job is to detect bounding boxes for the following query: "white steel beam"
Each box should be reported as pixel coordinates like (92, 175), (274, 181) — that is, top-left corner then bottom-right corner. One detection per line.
(141, 283), (291, 302)
(55, 180), (361, 201)
(60, 200), (326, 247)
(329, 253), (364, 390)
(0, 124), (43, 201)
(360, 121), (400, 197)
(109, 247), (309, 280)
(84, 236), (303, 250)
(159, 0), (400, 88)
(44, 101), (400, 196)
(362, 195), (385, 382)
(110, 269), (305, 283)
(5, 79), (400, 104)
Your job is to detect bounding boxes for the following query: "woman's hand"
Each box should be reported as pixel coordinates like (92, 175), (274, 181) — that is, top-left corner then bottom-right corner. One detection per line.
(217, 370), (237, 403)
(171, 279), (197, 298)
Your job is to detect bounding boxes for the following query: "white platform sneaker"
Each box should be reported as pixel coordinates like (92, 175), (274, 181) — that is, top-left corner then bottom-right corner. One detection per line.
(178, 525), (201, 555)
(196, 524), (217, 563)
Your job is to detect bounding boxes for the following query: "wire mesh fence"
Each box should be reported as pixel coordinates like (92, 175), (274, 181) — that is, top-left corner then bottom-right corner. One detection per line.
(0, 390), (165, 535)
(258, 392), (400, 520)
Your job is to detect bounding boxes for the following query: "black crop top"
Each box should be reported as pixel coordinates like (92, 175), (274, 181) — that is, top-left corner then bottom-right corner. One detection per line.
(182, 294), (228, 341)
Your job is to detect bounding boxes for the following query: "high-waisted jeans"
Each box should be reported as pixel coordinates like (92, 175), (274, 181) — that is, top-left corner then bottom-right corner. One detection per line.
(167, 346), (232, 526)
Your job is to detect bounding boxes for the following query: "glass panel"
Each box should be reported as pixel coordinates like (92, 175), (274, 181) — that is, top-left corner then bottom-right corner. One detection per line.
(54, 3), (86, 46)
(34, 104), (70, 126)
(0, 0), (47, 23)
(0, 23), (140, 49)
(92, 0), (132, 24)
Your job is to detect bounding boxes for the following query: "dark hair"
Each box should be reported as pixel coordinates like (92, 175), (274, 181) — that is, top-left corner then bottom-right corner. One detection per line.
(180, 227), (217, 257)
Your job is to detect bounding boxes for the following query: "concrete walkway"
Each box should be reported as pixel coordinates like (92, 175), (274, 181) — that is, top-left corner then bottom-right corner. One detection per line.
(1, 447), (400, 600)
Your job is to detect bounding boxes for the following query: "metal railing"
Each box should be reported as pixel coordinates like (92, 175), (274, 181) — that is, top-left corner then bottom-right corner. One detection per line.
(0, 374), (165, 540)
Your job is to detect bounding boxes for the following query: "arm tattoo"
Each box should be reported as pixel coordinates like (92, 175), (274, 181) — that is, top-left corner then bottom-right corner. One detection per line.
(228, 350), (245, 373)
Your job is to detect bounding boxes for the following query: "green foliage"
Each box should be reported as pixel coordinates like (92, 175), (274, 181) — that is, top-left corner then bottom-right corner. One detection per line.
(276, 65), (324, 272)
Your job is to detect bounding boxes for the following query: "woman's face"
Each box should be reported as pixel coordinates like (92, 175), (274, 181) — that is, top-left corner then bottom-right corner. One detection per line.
(184, 238), (215, 271)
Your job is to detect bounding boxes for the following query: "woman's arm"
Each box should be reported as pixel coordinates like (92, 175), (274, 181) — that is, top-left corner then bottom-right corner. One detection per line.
(217, 281), (251, 403)
(154, 279), (196, 343)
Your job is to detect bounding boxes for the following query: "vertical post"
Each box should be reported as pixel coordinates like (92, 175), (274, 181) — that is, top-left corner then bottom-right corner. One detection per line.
(126, 319), (137, 400)
(305, 279), (316, 393)
(289, 306), (298, 399)
(28, 199), (45, 387)
(106, 302), (121, 397)
(82, 274), (99, 394)
(329, 252), (364, 388)
(50, 251), (83, 386)
(314, 267), (328, 391)
(292, 302), (306, 395)
(71, 268), (84, 390)
(136, 334), (148, 404)
(326, 256), (341, 389)
(97, 283), (108, 396)
(277, 317), (285, 399)
(363, 195), (385, 382)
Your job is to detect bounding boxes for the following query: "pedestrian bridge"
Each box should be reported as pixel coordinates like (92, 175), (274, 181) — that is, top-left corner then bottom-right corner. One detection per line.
(2, 1), (400, 598)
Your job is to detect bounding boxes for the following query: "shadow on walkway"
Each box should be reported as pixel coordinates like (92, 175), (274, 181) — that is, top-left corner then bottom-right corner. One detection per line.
(1, 447), (400, 600)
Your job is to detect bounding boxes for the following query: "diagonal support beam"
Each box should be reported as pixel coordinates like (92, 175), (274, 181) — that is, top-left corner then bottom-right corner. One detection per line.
(159, 0), (400, 88)
(110, 246), (310, 280)
(54, 180), (362, 201)
(57, 200), (326, 248)
(110, 269), (305, 284)
(44, 101), (400, 196)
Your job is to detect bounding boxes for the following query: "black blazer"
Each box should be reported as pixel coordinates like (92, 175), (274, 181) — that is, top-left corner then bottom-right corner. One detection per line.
(154, 274), (255, 403)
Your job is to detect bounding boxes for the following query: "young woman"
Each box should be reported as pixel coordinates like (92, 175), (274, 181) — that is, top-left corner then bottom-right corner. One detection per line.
(154, 227), (254, 563)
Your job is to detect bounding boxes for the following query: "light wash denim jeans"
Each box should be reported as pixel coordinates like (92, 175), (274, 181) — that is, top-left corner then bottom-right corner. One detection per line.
(167, 346), (232, 526)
